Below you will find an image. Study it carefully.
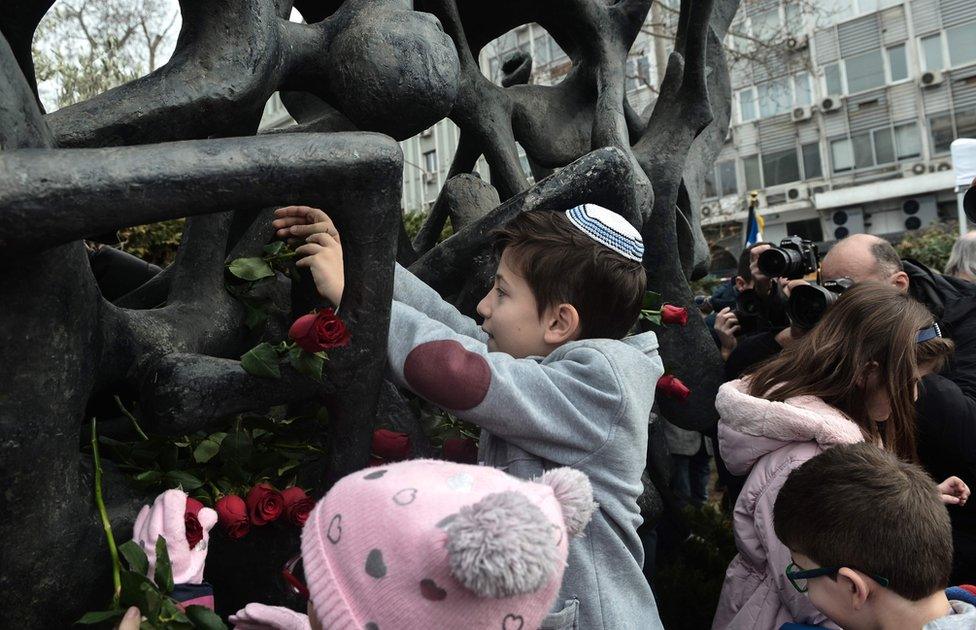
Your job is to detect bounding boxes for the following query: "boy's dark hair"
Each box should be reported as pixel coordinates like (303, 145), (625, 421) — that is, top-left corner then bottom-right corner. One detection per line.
(492, 210), (646, 340)
(773, 443), (952, 601)
(737, 242), (771, 281)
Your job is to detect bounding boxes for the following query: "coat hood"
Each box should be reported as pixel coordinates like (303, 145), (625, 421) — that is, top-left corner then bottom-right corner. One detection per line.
(716, 378), (865, 475)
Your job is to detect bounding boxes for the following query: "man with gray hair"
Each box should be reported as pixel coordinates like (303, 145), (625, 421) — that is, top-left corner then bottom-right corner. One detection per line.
(945, 231), (976, 282)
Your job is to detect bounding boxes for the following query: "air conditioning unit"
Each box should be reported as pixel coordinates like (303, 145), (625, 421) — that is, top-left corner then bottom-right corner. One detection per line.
(901, 196), (938, 231)
(908, 162), (927, 176)
(701, 204), (714, 217)
(420, 128), (433, 138)
(822, 207), (865, 241)
(423, 172), (437, 184)
(820, 95), (843, 113)
(786, 186), (810, 202)
(791, 105), (813, 122)
(936, 161), (952, 171)
(785, 35), (809, 51)
(920, 70), (944, 88)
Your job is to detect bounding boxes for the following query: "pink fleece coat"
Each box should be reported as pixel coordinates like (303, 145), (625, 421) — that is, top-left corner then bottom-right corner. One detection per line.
(711, 378), (866, 630)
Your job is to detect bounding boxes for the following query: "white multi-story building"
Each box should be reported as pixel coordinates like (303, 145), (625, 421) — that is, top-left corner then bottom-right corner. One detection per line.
(703, 0), (975, 248)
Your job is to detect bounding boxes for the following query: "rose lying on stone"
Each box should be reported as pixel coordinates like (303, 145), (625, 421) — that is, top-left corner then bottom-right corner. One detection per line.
(246, 483), (284, 526)
(281, 486), (314, 527)
(184, 496), (205, 549)
(660, 304), (689, 326)
(370, 428), (411, 466)
(288, 308), (350, 353)
(215, 495), (250, 539)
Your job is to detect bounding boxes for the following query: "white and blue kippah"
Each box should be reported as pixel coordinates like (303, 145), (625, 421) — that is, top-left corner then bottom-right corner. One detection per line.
(565, 204), (644, 262)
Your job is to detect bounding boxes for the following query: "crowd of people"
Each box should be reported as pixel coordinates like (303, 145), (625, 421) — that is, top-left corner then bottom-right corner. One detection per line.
(108, 189), (976, 629)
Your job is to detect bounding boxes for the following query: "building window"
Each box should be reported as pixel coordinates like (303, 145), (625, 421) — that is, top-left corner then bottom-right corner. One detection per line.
(759, 77), (792, 117)
(752, 7), (782, 41)
(831, 137), (855, 172)
(784, 2), (802, 33)
(552, 40), (568, 61)
(743, 155), (763, 190)
(887, 44), (908, 82)
(929, 112), (954, 154)
(920, 34), (944, 71)
(947, 21), (976, 67)
(958, 107), (976, 143)
(845, 49), (885, 93)
(738, 89), (758, 122)
(532, 35), (551, 67)
(894, 122), (921, 159)
(795, 72), (813, 105)
(825, 63), (844, 95)
(786, 218), (824, 243)
(703, 167), (717, 198)
(872, 127), (895, 164)
(802, 142), (823, 179)
(717, 160), (738, 196)
(423, 149), (438, 174)
(626, 58), (640, 92)
(762, 148), (801, 187)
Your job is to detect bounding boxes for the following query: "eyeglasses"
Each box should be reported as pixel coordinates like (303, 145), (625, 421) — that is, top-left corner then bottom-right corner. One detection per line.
(282, 554), (310, 600)
(785, 562), (890, 593)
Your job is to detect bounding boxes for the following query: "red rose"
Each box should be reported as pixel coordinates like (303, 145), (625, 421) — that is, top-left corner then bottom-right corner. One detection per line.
(288, 308), (350, 353)
(184, 497), (205, 549)
(371, 428), (411, 464)
(661, 305), (689, 326)
(246, 483), (284, 526)
(215, 495), (250, 539)
(657, 374), (691, 401)
(442, 437), (478, 464)
(281, 486), (314, 527)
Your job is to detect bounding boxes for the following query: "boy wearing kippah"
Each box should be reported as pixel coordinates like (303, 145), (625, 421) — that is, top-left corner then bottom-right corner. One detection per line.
(274, 204), (665, 629)
(773, 443), (976, 630)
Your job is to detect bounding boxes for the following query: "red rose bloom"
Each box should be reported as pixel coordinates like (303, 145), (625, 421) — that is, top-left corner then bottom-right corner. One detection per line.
(184, 497), (205, 549)
(215, 495), (250, 539)
(657, 374), (691, 401)
(442, 437), (478, 464)
(288, 308), (350, 353)
(280, 486), (314, 527)
(371, 429), (411, 464)
(661, 305), (689, 326)
(246, 483), (284, 526)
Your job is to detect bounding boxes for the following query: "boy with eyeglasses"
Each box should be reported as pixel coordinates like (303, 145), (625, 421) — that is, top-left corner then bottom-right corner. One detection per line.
(772, 442), (976, 630)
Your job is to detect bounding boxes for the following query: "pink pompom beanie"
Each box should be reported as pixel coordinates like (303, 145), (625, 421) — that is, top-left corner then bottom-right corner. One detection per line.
(300, 459), (596, 630)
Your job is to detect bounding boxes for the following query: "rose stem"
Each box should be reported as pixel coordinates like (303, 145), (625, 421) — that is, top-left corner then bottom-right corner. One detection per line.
(91, 417), (123, 604)
(114, 395), (149, 441)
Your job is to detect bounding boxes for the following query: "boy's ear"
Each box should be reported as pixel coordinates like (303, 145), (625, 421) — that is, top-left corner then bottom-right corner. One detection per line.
(543, 303), (581, 345)
(837, 567), (871, 610)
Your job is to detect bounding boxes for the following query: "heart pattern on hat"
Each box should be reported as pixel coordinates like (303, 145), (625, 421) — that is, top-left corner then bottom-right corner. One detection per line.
(420, 578), (447, 601)
(365, 549), (387, 578)
(393, 488), (417, 505)
(327, 514), (342, 544)
(502, 614), (524, 630)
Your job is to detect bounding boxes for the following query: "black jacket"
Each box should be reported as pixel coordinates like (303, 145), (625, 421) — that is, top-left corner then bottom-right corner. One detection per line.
(905, 260), (976, 582)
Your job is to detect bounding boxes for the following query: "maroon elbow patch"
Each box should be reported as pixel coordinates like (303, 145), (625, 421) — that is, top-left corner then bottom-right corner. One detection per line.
(403, 340), (491, 410)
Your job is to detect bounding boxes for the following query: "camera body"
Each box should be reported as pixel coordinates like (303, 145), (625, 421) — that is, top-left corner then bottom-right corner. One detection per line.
(757, 236), (820, 280)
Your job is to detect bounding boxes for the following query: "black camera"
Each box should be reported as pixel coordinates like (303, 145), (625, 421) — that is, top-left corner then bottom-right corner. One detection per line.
(733, 289), (762, 336)
(757, 236), (820, 280)
(785, 278), (854, 330)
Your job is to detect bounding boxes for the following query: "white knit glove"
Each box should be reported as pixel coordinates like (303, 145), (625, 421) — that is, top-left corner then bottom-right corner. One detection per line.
(229, 603), (311, 630)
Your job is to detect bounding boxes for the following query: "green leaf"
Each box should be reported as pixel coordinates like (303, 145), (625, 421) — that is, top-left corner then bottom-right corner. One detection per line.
(185, 606), (228, 630)
(642, 290), (663, 310)
(154, 537), (175, 596)
(289, 347), (324, 382)
(277, 460), (300, 476)
(226, 257), (275, 281)
(119, 570), (163, 620)
(135, 470), (164, 485)
(639, 310), (662, 326)
(158, 597), (192, 627)
(76, 609), (124, 624)
(220, 429), (254, 465)
(262, 241), (286, 257)
(120, 540), (150, 576)
(240, 342), (281, 379)
(192, 434), (225, 464)
(165, 470), (204, 491)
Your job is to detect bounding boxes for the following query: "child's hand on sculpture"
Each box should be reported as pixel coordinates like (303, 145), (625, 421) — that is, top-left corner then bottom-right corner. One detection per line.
(273, 206), (344, 307)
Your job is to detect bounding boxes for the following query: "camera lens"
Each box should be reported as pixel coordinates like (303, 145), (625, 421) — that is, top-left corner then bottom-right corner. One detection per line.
(757, 248), (796, 278)
(787, 284), (837, 330)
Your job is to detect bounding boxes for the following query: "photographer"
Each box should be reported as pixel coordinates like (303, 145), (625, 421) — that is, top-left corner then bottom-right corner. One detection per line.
(724, 232), (976, 582)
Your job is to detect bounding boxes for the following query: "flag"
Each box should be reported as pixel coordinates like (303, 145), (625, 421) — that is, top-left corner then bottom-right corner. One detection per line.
(744, 196), (765, 247)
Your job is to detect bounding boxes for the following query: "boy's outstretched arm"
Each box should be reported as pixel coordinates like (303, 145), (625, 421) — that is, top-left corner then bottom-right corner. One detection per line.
(276, 205), (486, 340)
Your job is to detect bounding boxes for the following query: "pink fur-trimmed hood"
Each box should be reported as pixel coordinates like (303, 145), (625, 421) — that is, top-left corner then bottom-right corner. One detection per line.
(716, 378), (865, 476)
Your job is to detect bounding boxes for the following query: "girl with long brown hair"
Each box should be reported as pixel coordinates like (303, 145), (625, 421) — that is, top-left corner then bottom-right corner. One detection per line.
(712, 283), (966, 630)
